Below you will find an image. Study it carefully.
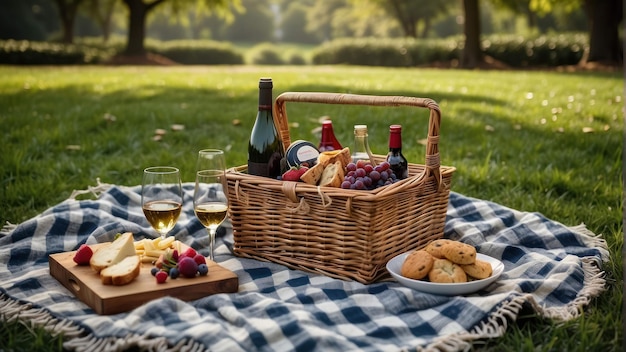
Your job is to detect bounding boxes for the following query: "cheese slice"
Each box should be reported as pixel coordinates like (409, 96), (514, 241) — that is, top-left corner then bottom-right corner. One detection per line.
(89, 232), (137, 273)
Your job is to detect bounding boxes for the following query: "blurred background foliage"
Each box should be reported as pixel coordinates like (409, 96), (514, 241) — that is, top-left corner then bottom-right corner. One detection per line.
(0, 0), (620, 67)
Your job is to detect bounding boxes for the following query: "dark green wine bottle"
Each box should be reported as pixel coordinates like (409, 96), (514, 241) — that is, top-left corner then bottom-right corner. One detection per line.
(247, 78), (284, 178)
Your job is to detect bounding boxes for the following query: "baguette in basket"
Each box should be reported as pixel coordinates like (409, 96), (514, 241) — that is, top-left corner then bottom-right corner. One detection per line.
(299, 147), (350, 186)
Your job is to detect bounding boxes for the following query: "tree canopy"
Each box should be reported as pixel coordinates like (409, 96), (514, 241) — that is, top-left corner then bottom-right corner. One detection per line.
(2, 0), (622, 66)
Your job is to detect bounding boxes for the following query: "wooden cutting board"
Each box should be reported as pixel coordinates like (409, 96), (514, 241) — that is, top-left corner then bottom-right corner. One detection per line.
(49, 243), (238, 315)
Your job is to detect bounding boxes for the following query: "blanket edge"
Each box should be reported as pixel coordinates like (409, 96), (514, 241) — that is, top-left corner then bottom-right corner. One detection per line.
(0, 293), (207, 352)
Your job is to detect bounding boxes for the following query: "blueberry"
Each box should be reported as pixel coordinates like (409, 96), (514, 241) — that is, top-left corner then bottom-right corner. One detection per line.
(169, 267), (180, 279)
(197, 264), (209, 276)
(151, 267), (159, 276)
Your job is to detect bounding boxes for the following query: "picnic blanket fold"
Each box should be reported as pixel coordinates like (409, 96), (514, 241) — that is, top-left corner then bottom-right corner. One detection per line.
(0, 182), (609, 352)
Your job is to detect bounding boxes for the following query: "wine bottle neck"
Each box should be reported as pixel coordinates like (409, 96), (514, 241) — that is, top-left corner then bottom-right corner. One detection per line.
(258, 88), (272, 111)
(389, 133), (402, 149)
(388, 125), (402, 150)
(258, 78), (273, 111)
(320, 123), (334, 141)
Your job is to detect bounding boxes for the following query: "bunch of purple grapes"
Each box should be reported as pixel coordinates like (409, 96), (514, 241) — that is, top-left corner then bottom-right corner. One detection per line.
(340, 160), (398, 190)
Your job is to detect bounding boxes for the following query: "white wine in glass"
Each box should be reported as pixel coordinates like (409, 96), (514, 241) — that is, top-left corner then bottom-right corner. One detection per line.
(194, 149), (228, 261)
(142, 166), (183, 239)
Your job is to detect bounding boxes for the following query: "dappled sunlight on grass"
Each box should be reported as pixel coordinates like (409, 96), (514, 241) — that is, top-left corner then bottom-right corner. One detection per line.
(0, 64), (621, 351)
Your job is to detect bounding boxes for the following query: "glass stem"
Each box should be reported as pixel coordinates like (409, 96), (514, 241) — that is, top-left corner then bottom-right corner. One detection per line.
(208, 228), (216, 261)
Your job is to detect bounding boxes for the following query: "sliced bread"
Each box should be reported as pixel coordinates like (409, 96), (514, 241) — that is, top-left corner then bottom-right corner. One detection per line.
(318, 147), (351, 168)
(319, 161), (345, 187)
(299, 161), (325, 185)
(90, 232), (137, 273)
(100, 255), (141, 285)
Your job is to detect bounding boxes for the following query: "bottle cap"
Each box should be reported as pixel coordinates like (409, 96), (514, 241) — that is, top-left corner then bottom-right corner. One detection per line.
(390, 125), (402, 132)
(259, 78), (273, 89)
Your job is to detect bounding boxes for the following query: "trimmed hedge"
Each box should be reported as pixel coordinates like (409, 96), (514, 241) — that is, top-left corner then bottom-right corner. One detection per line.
(0, 40), (103, 65)
(312, 33), (589, 67)
(0, 34), (589, 67)
(246, 43), (286, 65)
(482, 33), (587, 67)
(151, 40), (244, 65)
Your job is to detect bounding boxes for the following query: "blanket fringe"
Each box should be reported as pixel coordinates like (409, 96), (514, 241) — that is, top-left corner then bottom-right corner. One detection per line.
(0, 294), (83, 339)
(1, 178), (114, 236)
(0, 294), (208, 352)
(68, 178), (114, 201)
(424, 251), (608, 351)
(425, 295), (528, 352)
(1, 221), (17, 236)
(569, 223), (610, 262)
(63, 333), (209, 352)
(540, 257), (607, 321)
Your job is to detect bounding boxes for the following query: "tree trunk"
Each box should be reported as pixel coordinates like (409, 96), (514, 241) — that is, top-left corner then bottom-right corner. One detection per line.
(461, 0), (483, 68)
(53, 0), (83, 44)
(584, 0), (623, 65)
(61, 16), (74, 44)
(91, 0), (116, 43)
(388, 0), (417, 38)
(122, 0), (166, 56)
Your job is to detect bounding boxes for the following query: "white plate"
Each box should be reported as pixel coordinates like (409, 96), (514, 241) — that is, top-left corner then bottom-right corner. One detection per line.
(386, 252), (504, 296)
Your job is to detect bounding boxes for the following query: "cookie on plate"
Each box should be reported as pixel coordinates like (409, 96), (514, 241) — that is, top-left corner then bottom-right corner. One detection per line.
(424, 239), (453, 259)
(401, 250), (434, 280)
(428, 258), (467, 283)
(442, 241), (477, 265)
(461, 258), (493, 280)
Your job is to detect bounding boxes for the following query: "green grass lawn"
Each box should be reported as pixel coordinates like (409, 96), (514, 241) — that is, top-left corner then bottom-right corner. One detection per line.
(1, 65), (622, 351)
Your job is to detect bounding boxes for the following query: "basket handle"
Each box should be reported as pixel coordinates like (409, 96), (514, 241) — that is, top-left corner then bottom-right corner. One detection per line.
(274, 92), (443, 189)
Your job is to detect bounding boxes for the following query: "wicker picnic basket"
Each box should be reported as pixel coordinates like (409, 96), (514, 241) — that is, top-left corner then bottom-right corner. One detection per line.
(225, 92), (455, 284)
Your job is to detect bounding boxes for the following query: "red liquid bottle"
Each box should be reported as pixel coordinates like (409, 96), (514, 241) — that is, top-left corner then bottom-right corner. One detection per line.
(318, 120), (342, 152)
(387, 124), (408, 179)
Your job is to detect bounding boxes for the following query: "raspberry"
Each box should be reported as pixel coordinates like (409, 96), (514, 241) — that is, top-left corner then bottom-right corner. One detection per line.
(182, 247), (197, 259)
(155, 270), (168, 284)
(193, 254), (206, 266)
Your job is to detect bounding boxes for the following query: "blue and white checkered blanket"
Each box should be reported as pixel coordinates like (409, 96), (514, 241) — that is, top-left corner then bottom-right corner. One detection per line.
(0, 181), (609, 352)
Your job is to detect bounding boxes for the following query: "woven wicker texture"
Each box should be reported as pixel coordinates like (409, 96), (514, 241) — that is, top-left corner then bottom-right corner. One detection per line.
(226, 92), (455, 283)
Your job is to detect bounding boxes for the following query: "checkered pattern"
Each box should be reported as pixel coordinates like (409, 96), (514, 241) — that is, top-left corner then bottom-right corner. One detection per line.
(0, 184), (609, 351)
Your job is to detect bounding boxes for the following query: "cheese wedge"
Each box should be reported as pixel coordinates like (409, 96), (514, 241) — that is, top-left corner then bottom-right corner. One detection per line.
(89, 232), (137, 273)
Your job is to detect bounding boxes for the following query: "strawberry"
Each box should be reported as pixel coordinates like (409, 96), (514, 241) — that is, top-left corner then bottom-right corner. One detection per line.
(297, 166), (309, 178)
(73, 244), (93, 265)
(282, 165), (309, 182)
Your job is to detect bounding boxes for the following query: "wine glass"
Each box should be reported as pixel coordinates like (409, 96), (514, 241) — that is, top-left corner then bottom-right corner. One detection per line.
(141, 166), (183, 239)
(194, 149), (229, 262)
